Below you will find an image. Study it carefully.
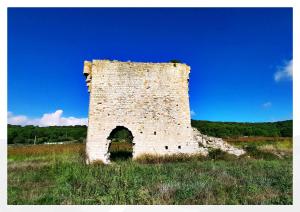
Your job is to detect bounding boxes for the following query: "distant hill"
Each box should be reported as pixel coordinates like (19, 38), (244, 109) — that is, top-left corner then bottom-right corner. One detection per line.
(191, 120), (292, 138)
(7, 120), (292, 144)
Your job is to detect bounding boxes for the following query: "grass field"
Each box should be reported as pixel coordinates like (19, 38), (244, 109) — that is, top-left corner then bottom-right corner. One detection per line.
(7, 138), (293, 205)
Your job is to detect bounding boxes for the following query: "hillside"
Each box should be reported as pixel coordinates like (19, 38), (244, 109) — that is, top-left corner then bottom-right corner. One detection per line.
(191, 120), (292, 138)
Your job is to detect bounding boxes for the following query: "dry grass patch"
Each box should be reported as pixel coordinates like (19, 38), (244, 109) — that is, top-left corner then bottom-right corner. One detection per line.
(134, 153), (206, 164)
(8, 143), (84, 157)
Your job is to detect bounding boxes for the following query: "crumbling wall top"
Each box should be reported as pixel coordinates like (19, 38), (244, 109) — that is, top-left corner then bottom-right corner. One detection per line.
(83, 59), (191, 93)
(86, 59), (190, 71)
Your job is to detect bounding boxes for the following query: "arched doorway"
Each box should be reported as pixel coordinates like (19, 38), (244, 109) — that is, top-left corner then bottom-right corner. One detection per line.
(107, 126), (134, 161)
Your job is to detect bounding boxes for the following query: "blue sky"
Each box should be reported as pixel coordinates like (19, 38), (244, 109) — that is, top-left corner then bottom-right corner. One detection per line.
(8, 8), (293, 124)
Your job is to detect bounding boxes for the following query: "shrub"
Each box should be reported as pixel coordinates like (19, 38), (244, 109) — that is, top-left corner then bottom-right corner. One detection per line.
(135, 153), (205, 164)
(90, 160), (105, 166)
(169, 59), (182, 63)
(208, 149), (238, 161)
(244, 144), (279, 160)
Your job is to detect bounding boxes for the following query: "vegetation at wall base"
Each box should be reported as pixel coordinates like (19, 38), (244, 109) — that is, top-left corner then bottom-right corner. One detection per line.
(8, 137), (293, 205)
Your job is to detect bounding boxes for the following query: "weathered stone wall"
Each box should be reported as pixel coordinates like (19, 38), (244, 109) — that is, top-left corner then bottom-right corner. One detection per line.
(84, 60), (200, 164)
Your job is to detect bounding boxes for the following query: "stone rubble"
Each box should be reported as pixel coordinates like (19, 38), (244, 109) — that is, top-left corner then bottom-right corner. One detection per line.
(192, 128), (246, 156)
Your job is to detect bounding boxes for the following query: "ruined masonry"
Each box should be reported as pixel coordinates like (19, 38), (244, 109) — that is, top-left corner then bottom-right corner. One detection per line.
(83, 60), (245, 164)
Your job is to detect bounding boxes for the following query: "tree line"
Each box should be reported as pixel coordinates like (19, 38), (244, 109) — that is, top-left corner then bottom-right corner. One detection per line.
(8, 125), (87, 145)
(191, 120), (292, 138)
(7, 119), (292, 145)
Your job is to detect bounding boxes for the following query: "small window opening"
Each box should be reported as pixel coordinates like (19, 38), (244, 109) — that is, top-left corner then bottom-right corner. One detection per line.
(154, 131), (156, 135)
(165, 146), (168, 150)
(178, 146), (181, 149)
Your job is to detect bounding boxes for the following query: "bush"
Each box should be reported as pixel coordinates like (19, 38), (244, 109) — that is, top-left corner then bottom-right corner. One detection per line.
(244, 144), (279, 160)
(135, 153), (205, 164)
(169, 59), (182, 63)
(208, 149), (238, 161)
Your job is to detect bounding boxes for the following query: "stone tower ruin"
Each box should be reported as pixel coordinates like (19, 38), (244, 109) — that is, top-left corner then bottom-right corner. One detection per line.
(83, 60), (244, 164)
(83, 60), (202, 164)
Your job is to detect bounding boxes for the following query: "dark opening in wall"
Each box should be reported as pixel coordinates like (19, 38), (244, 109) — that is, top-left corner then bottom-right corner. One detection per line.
(154, 131), (156, 135)
(107, 126), (134, 161)
(165, 146), (168, 150)
(178, 146), (181, 149)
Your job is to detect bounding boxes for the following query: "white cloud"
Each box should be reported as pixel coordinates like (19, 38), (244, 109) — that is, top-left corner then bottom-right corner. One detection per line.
(7, 112), (29, 125)
(8, 110), (88, 126)
(190, 110), (196, 117)
(274, 59), (293, 82)
(262, 102), (272, 108)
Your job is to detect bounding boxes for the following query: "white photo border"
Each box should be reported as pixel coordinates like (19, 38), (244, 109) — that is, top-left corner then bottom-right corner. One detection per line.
(0, 0), (298, 212)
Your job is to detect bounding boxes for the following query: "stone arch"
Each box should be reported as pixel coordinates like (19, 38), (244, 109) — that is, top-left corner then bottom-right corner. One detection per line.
(106, 126), (135, 162)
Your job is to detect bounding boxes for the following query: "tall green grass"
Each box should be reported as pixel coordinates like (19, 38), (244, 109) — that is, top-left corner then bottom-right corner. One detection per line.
(7, 140), (293, 205)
